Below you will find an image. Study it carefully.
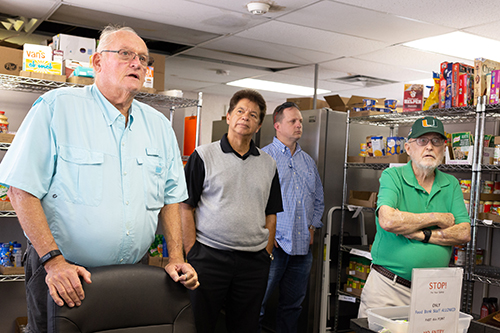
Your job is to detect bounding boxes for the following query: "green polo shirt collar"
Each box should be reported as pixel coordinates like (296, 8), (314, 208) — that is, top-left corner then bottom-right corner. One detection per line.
(401, 161), (450, 197)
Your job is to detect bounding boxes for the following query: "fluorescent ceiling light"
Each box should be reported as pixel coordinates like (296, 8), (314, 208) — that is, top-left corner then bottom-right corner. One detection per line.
(227, 78), (330, 96)
(404, 31), (500, 62)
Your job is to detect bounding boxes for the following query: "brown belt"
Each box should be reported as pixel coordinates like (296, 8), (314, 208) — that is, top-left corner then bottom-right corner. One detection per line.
(372, 264), (411, 288)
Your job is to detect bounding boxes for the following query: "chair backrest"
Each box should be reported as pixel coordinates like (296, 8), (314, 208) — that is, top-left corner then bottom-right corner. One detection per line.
(47, 264), (196, 333)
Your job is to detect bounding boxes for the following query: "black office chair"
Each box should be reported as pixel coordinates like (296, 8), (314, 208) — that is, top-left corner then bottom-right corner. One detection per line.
(47, 264), (196, 333)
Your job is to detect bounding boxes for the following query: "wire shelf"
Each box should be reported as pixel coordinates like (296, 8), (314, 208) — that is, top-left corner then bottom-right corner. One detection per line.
(0, 274), (25, 282)
(349, 107), (477, 126)
(473, 266), (500, 286)
(347, 162), (475, 172)
(0, 74), (199, 109)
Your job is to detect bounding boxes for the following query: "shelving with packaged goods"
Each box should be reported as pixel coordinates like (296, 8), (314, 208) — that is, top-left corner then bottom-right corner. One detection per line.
(0, 73), (199, 110)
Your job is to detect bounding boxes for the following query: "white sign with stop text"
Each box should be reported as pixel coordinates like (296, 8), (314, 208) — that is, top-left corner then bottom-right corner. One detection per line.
(408, 267), (463, 333)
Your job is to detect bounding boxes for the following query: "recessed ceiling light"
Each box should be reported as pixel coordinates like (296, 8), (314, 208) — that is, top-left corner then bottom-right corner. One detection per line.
(227, 78), (330, 96)
(404, 31), (500, 62)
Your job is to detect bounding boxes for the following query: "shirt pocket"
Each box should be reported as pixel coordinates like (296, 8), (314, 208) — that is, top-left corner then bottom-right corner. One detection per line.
(58, 145), (104, 206)
(138, 148), (165, 210)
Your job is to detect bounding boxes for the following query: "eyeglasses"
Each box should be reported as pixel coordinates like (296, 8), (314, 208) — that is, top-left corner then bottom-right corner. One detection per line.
(100, 49), (151, 67)
(409, 137), (445, 147)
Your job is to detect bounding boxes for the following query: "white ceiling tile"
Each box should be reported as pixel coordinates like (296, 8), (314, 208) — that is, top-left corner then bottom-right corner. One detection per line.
(465, 21), (500, 43)
(332, 0), (500, 30)
(200, 36), (338, 65)
(182, 47), (297, 69)
(235, 21), (389, 57)
(186, 0), (314, 17)
(278, 1), (453, 44)
(0, 0), (58, 18)
(63, 0), (265, 35)
(355, 46), (473, 72)
(321, 57), (431, 82)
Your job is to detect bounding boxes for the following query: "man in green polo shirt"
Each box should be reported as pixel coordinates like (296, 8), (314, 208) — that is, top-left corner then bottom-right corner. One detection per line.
(358, 116), (470, 318)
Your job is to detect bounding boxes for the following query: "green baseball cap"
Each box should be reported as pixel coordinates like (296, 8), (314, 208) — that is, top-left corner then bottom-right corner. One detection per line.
(407, 116), (446, 139)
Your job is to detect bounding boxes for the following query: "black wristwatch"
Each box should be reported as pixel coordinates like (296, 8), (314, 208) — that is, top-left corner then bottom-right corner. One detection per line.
(39, 249), (62, 266)
(422, 228), (432, 243)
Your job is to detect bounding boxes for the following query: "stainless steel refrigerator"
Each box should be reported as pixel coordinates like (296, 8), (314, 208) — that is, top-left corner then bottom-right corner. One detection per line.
(212, 108), (390, 332)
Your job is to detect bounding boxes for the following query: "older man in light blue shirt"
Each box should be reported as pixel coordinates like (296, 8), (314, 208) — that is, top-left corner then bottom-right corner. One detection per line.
(260, 102), (324, 333)
(0, 25), (198, 333)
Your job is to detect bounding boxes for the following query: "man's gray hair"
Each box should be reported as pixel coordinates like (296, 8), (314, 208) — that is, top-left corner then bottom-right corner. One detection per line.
(96, 25), (144, 53)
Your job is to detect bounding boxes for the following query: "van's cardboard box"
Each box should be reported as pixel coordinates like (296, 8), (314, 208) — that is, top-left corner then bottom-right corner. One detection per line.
(0, 45), (23, 76)
(286, 98), (328, 110)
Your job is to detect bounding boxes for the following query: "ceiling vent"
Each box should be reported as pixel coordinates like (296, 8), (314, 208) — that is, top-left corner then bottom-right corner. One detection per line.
(331, 74), (398, 87)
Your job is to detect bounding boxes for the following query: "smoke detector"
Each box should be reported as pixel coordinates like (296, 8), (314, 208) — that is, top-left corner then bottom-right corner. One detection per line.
(247, 2), (270, 15)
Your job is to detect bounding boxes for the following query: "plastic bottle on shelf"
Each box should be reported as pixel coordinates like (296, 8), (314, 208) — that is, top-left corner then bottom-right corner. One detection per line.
(12, 242), (22, 267)
(490, 297), (499, 313)
(481, 297), (492, 318)
(0, 111), (8, 133)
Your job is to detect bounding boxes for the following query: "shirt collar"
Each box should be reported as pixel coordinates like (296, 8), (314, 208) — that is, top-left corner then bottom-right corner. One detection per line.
(402, 160), (450, 191)
(220, 133), (260, 160)
(272, 136), (302, 155)
(91, 84), (135, 129)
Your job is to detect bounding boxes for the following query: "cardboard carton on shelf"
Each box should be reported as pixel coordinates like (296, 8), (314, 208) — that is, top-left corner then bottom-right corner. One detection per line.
(0, 200), (14, 211)
(365, 152), (409, 164)
(343, 283), (362, 297)
(348, 190), (377, 208)
(324, 94), (386, 114)
(0, 45), (23, 76)
(15, 317), (28, 333)
(0, 265), (24, 275)
(67, 76), (94, 85)
(140, 87), (157, 94)
(346, 266), (369, 280)
(149, 52), (165, 92)
(147, 255), (168, 268)
(347, 156), (365, 163)
(0, 133), (15, 143)
(20, 70), (66, 83)
(286, 97), (329, 110)
(463, 192), (500, 201)
(479, 212), (500, 224)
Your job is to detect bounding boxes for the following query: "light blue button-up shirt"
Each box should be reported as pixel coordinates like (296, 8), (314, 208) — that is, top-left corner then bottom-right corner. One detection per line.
(262, 137), (324, 255)
(0, 85), (187, 267)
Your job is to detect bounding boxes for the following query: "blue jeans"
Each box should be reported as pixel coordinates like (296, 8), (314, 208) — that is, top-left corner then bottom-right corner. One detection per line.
(259, 246), (313, 333)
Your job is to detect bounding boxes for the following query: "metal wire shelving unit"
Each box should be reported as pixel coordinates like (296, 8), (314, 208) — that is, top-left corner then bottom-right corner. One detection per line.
(323, 103), (487, 333)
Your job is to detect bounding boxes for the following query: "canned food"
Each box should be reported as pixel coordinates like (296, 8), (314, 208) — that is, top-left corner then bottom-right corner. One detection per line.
(494, 181), (500, 194)
(476, 248), (484, 265)
(485, 201), (493, 213)
(483, 181), (494, 194)
(464, 199), (470, 212)
(460, 179), (471, 193)
(455, 245), (466, 266)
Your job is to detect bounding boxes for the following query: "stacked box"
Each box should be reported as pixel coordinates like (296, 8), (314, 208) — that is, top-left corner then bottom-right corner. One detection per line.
(452, 63), (471, 107)
(403, 84), (423, 111)
(490, 70), (500, 104)
(474, 58), (500, 105)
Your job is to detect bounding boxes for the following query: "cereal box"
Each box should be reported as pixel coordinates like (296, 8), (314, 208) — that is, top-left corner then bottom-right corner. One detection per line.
(474, 58), (500, 105)
(403, 84), (423, 112)
(490, 69), (500, 104)
(452, 63), (471, 107)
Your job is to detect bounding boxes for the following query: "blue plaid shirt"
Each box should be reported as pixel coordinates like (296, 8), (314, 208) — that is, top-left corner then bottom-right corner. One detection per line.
(262, 137), (324, 255)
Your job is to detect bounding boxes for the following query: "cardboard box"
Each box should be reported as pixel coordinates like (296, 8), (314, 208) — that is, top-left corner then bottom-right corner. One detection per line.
(491, 69), (500, 104)
(474, 58), (500, 105)
(365, 152), (409, 164)
(452, 63), (471, 107)
(0, 265), (24, 275)
(451, 132), (474, 160)
(23, 59), (63, 75)
(344, 283), (363, 297)
(0, 200), (14, 210)
(147, 255), (169, 268)
(348, 190), (377, 208)
(20, 70), (66, 82)
(67, 76), (94, 85)
(140, 87), (156, 94)
(463, 193), (500, 201)
(0, 133), (15, 143)
(15, 317), (28, 333)
(0, 45), (23, 76)
(286, 97), (329, 110)
(346, 266), (369, 281)
(22, 43), (53, 69)
(324, 95), (384, 112)
(347, 156), (365, 163)
(149, 52), (165, 92)
(144, 66), (154, 88)
(53, 34), (96, 63)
